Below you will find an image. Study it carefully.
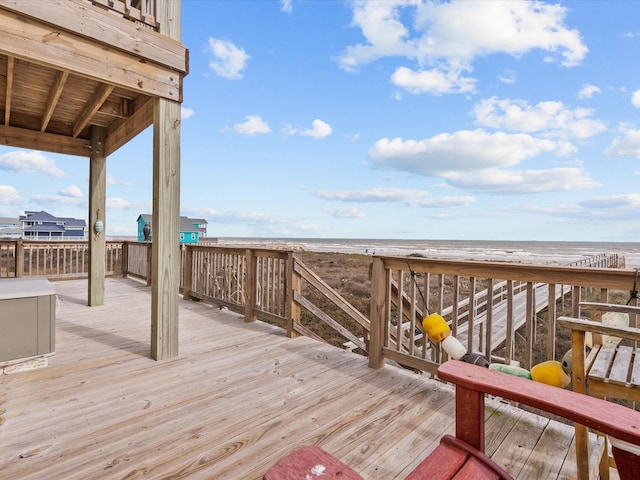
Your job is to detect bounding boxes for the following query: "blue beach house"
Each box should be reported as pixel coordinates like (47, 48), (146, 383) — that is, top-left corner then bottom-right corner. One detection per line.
(19, 211), (87, 240)
(136, 214), (208, 243)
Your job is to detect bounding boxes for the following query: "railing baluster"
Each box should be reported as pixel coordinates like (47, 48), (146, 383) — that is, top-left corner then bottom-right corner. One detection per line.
(485, 278), (494, 361)
(469, 276), (476, 353)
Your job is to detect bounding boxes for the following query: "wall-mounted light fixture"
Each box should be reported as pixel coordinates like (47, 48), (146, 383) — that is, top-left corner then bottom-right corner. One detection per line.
(94, 209), (104, 234)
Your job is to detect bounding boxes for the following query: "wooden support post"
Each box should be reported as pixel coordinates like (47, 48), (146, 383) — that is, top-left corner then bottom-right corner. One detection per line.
(286, 252), (301, 338)
(149, 0), (181, 362)
(121, 241), (129, 278)
(245, 249), (257, 322)
(88, 125), (106, 306)
(369, 257), (387, 369)
(150, 96), (181, 361)
(15, 239), (23, 278)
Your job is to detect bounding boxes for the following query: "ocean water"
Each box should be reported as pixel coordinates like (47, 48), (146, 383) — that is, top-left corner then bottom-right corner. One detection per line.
(217, 237), (640, 269)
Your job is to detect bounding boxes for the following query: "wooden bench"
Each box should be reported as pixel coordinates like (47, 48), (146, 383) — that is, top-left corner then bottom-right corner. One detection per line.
(264, 360), (640, 479)
(559, 312), (640, 480)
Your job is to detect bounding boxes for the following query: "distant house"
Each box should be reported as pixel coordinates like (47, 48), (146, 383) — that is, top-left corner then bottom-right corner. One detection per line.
(0, 217), (21, 239)
(136, 214), (208, 244)
(19, 211), (87, 240)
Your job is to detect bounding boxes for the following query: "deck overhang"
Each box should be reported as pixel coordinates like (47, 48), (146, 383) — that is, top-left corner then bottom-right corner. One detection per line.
(0, 0), (187, 360)
(0, 0), (188, 157)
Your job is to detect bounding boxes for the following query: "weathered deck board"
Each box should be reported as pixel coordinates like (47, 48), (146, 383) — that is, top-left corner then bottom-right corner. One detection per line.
(0, 278), (590, 479)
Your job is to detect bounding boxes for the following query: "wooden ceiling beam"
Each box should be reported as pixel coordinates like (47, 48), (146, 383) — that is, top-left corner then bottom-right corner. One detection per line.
(73, 83), (114, 138)
(4, 56), (13, 125)
(41, 70), (68, 132)
(0, 8), (183, 101)
(0, 124), (91, 157)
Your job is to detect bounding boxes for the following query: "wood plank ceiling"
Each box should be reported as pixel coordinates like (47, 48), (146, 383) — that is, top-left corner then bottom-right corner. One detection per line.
(0, 0), (187, 157)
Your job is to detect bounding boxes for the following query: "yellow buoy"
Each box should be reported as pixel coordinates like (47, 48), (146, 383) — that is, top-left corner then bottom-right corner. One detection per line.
(530, 360), (571, 388)
(422, 313), (451, 343)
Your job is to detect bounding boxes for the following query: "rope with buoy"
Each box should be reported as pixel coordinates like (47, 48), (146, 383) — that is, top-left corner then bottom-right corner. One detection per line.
(406, 260), (429, 315)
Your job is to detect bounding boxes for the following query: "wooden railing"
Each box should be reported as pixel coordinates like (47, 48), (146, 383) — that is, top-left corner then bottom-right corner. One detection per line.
(368, 255), (639, 375)
(0, 240), (122, 279)
(88, 0), (158, 30)
(122, 241), (152, 285)
(182, 245), (293, 328)
(2, 239), (636, 375)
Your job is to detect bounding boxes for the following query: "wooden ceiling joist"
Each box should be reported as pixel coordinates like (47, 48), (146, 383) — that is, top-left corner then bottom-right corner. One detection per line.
(4, 56), (13, 125)
(73, 83), (115, 138)
(41, 70), (68, 132)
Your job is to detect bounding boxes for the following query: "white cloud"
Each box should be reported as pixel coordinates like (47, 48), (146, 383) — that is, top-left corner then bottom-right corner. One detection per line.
(208, 209), (321, 235)
(338, 1), (587, 94)
(0, 185), (21, 204)
(499, 69), (516, 85)
(208, 38), (250, 80)
(391, 66), (476, 95)
(317, 187), (474, 208)
(604, 126), (640, 158)
(0, 150), (64, 177)
(281, 0), (292, 14)
(443, 167), (599, 194)
(578, 84), (601, 99)
(319, 187), (429, 203)
(107, 174), (131, 186)
(181, 107), (194, 119)
(59, 185), (83, 198)
(234, 115), (271, 136)
(107, 197), (138, 209)
(301, 119), (333, 139)
(581, 193), (640, 209)
(370, 130), (559, 176)
(472, 97), (606, 140)
(283, 119), (333, 139)
(32, 193), (84, 206)
(324, 206), (366, 219)
(632, 90), (640, 108)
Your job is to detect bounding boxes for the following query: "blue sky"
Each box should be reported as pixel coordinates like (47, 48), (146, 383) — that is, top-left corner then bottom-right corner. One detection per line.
(2, 0), (640, 242)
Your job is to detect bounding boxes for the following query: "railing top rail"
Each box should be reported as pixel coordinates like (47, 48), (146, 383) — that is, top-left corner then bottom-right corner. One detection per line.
(3, 240), (123, 247)
(186, 244), (295, 259)
(377, 255), (637, 291)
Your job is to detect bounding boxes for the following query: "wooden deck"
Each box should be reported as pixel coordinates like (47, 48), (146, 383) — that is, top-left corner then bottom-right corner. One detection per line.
(0, 278), (591, 479)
